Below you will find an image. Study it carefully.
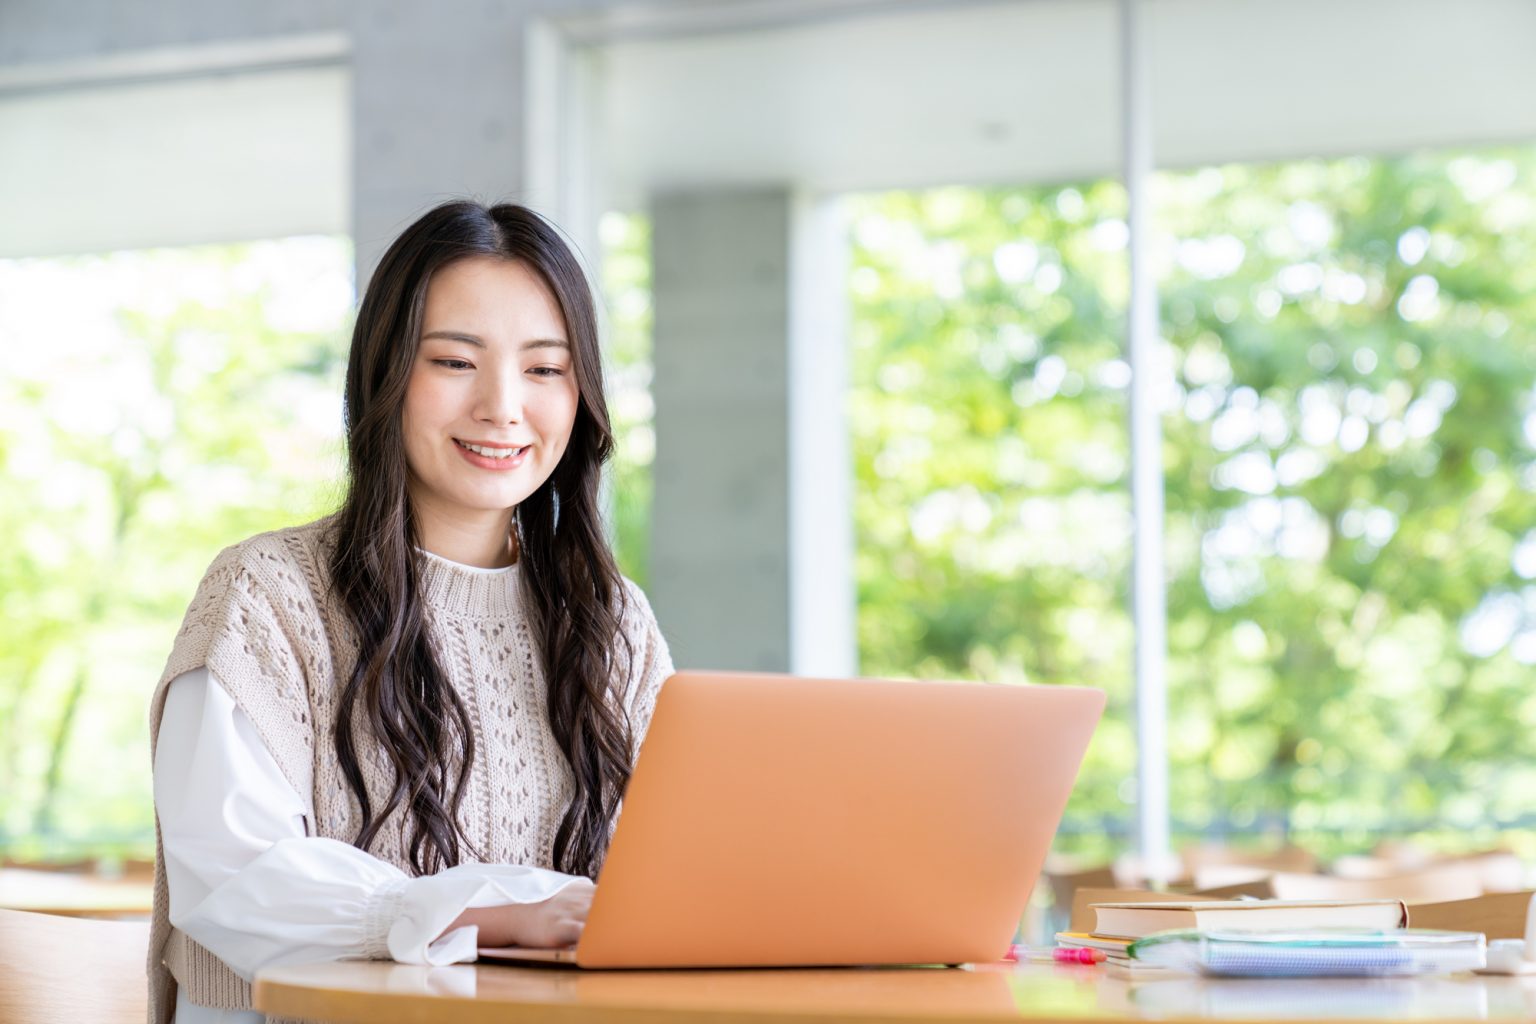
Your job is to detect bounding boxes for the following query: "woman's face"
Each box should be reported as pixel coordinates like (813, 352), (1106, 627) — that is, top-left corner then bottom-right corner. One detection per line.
(402, 256), (580, 525)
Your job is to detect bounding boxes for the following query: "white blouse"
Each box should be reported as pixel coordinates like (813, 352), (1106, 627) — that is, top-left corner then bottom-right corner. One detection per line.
(154, 665), (586, 1024)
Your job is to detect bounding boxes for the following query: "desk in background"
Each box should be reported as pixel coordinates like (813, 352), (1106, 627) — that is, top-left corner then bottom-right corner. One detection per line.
(0, 868), (153, 918)
(256, 959), (1536, 1024)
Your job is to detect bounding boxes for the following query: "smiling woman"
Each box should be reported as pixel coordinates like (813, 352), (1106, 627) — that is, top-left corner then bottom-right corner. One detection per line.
(404, 258), (582, 569)
(145, 201), (673, 1024)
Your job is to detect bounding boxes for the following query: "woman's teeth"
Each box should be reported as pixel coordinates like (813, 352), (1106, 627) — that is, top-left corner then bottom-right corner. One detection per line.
(456, 440), (525, 459)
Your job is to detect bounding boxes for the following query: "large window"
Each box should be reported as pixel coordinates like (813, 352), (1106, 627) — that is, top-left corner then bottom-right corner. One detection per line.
(0, 238), (352, 860)
(1157, 148), (1536, 857)
(846, 183), (1135, 857)
(846, 145), (1536, 860)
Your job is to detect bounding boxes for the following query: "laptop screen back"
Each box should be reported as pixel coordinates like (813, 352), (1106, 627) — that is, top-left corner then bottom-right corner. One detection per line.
(576, 671), (1105, 968)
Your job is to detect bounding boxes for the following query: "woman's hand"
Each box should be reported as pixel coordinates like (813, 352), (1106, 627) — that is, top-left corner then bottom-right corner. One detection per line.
(442, 878), (595, 948)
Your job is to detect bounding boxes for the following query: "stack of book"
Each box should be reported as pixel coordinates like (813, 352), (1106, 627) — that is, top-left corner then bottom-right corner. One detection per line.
(1052, 930), (1139, 969)
(1054, 897), (1410, 973)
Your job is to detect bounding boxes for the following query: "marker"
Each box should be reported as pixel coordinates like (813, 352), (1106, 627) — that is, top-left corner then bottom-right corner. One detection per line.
(1005, 944), (1106, 964)
(1053, 946), (1106, 964)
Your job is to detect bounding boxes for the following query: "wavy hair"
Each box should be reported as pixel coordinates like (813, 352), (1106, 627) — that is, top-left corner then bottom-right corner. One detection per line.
(328, 200), (634, 877)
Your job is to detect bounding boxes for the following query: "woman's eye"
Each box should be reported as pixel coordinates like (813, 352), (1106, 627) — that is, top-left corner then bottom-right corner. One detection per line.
(432, 358), (473, 370)
(529, 366), (567, 378)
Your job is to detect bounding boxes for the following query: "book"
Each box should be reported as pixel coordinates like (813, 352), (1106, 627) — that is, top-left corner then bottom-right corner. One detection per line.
(1068, 886), (1218, 933)
(1090, 898), (1407, 940)
(1053, 930), (1175, 971)
(1053, 930), (1132, 954)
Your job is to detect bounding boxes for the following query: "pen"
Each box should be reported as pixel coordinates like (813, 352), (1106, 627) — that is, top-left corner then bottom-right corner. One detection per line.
(1004, 944), (1106, 964)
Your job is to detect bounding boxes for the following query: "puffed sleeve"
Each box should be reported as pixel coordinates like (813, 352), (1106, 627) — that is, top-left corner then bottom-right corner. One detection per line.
(155, 668), (589, 983)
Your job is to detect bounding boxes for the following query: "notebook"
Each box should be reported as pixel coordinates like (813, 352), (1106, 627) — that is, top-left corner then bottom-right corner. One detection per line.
(479, 670), (1105, 968)
(1128, 928), (1486, 977)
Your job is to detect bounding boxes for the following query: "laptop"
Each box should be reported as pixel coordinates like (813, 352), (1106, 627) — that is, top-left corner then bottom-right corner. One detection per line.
(479, 670), (1104, 968)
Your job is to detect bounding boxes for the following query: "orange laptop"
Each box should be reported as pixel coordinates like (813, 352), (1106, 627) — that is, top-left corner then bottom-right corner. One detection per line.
(480, 670), (1104, 968)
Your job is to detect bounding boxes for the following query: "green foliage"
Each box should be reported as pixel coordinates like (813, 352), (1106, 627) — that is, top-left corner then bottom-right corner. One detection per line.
(848, 149), (1536, 861)
(600, 212), (657, 588)
(848, 184), (1136, 859)
(0, 240), (351, 859)
(1156, 152), (1536, 858)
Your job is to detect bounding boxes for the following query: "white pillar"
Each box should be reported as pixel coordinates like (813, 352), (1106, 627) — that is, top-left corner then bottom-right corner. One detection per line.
(1123, 0), (1173, 882)
(789, 194), (857, 678)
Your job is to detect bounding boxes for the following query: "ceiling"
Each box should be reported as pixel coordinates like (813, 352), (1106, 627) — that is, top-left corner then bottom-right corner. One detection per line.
(594, 0), (1536, 205)
(1, 0), (1533, 257)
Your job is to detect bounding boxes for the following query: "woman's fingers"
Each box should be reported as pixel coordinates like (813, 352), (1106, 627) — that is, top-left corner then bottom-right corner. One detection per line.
(502, 879), (596, 947)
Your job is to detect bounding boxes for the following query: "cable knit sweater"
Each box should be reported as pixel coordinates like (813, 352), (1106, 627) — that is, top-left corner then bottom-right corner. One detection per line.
(146, 514), (672, 1023)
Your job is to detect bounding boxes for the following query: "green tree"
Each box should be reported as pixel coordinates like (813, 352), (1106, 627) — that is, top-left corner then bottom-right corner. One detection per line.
(848, 147), (1536, 861)
(0, 240), (350, 859)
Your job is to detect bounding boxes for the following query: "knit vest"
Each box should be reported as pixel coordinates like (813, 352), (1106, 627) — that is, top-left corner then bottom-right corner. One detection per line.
(145, 514), (670, 1023)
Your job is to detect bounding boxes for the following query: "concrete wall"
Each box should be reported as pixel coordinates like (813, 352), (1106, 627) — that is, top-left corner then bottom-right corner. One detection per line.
(649, 189), (795, 671)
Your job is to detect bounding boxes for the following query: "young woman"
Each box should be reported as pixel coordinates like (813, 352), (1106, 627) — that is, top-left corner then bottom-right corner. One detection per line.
(147, 201), (673, 1024)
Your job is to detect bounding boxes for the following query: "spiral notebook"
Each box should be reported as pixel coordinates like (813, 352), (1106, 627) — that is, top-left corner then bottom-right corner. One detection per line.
(1128, 928), (1486, 977)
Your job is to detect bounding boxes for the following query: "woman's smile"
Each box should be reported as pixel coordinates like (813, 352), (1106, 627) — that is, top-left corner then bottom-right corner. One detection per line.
(453, 437), (532, 470)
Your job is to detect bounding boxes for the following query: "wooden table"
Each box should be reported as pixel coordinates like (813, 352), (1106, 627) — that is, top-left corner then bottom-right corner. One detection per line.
(254, 959), (1536, 1023)
(0, 868), (152, 918)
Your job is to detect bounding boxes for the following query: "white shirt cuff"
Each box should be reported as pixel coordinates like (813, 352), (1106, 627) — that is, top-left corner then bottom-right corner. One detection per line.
(388, 863), (589, 965)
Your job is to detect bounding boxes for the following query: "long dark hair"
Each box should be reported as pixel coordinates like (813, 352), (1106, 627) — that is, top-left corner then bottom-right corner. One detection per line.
(329, 200), (634, 878)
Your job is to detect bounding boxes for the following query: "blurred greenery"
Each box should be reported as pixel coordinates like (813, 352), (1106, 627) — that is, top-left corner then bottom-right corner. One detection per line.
(0, 240), (351, 860)
(599, 212), (657, 588)
(847, 147), (1536, 862)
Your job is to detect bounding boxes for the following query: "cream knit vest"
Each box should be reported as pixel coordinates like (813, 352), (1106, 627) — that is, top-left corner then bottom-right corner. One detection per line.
(146, 514), (670, 1023)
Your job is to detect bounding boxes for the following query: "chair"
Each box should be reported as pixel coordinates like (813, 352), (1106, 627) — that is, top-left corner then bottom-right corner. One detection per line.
(1370, 838), (1435, 871)
(0, 908), (148, 1023)
(1408, 890), (1536, 939)
(1180, 842), (1319, 878)
(1268, 862), (1484, 905)
(1330, 854), (1403, 879)
(1444, 850), (1527, 893)
(1336, 849), (1527, 891)
(117, 858), (158, 882)
(1193, 877), (1278, 899)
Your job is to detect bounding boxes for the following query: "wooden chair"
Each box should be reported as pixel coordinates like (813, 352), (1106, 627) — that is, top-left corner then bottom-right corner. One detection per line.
(1269, 862), (1484, 905)
(1444, 850), (1527, 893)
(1044, 863), (1118, 917)
(1335, 849), (1527, 891)
(117, 857), (158, 882)
(1408, 890), (1536, 939)
(1041, 863), (1119, 938)
(0, 908), (148, 1023)
(1193, 876), (1278, 899)
(1330, 854), (1403, 879)
(1371, 838), (1435, 871)
(1180, 842), (1319, 878)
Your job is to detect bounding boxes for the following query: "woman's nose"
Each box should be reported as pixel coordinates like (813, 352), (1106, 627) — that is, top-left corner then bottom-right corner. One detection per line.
(474, 368), (524, 425)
